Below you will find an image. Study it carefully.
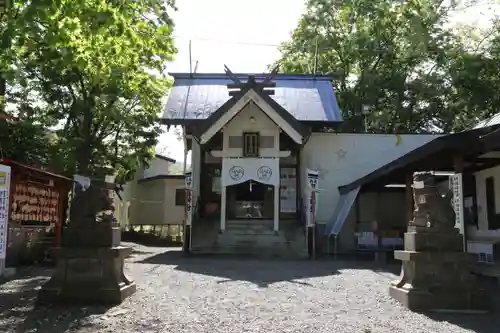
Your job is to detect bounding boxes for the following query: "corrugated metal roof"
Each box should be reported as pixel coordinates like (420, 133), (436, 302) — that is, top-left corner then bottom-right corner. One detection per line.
(473, 112), (500, 129)
(162, 73), (342, 123)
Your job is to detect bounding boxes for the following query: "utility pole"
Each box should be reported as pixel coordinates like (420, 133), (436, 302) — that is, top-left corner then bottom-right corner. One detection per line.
(313, 36), (318, 77)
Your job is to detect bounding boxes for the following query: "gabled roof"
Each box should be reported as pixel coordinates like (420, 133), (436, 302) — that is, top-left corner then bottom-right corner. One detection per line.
(162, 73), (342, 124)
(194, 86), (309, 144)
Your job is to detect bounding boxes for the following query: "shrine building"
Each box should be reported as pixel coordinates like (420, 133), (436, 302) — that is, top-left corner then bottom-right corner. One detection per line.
(161, 71), (438, 257)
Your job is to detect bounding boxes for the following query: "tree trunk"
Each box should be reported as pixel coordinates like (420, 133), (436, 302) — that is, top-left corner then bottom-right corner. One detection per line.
(76, 106), (93, 175)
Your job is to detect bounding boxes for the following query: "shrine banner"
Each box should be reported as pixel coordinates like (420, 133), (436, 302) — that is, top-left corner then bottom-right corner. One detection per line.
(450, 174), (464, 234)
(306, 169), (319, 227)
(0, 164), (11, 260)
(221, 157), (279, 187)
(184, 171), (193, 226)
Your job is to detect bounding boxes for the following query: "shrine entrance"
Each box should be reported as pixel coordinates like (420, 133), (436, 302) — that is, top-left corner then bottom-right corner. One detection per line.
(226, 180), (274, 219)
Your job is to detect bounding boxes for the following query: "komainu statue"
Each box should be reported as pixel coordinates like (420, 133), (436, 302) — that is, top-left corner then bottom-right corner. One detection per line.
(410, 172), (456, 230)
(69, 183), (116, 226)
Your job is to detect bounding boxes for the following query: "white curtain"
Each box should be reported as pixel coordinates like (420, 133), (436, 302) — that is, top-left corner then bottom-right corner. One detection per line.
(222, 158), (279, 187)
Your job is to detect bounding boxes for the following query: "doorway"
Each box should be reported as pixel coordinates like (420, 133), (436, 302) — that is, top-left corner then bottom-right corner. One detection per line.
(226, 180), (274, 219)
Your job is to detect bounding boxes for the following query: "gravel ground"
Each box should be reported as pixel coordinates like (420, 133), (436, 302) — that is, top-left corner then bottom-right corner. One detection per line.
(1, 242), (499, 333)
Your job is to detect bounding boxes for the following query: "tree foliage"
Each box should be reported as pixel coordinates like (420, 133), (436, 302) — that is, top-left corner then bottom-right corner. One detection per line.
(276, 0), (500, 133)
(1, 0), (177, 181)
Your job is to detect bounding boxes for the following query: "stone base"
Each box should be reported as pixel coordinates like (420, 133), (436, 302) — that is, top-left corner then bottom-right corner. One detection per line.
(389, 282), (489, 311)
(62, 225), (121, 248)
(38, 246), (136, 305)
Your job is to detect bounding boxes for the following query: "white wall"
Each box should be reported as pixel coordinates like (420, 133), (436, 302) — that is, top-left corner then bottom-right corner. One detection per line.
(115, 156), (181, 227)
(164, 178), (186, 225)
(301, 133), (440, 224)
(468, 165), (500, 239)
(223, 102), (280, 157)
(142, 158), (172, 179)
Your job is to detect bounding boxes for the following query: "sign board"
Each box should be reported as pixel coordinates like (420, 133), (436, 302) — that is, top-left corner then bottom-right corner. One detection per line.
(450, 174), (464, 234)
(0, 164), (11, 260)
(184, 171), (193, 227)
(306, 169), (319, 227)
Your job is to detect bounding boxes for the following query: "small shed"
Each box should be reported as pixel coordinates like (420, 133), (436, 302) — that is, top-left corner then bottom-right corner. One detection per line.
(1, 159), (72, 266)
(325, 124), (500, 258)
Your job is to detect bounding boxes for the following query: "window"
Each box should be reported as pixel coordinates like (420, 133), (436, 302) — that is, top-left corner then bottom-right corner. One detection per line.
(175, 189), (185, 206)
(243, 132), (259, 157)
(486, 177), (500, 230)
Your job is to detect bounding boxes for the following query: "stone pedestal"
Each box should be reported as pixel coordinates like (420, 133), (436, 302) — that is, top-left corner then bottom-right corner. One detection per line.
(389, 226), (489, 311)
(38, 174), (136, 304)
(38, 245), (136, 304)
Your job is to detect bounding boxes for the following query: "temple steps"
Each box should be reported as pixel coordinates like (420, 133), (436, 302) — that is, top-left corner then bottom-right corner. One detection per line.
(190, 219), (307, 258)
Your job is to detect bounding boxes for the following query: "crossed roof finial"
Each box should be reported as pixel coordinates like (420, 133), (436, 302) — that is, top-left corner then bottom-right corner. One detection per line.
(224, 64), (280, 97)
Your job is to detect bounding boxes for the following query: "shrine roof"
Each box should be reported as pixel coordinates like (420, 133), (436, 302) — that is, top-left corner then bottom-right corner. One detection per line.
(1, 158), (72, 181)
(161, 73), (342, 124)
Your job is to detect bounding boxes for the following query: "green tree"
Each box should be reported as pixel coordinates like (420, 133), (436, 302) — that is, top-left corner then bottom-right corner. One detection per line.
(443, 20), (500, 130)
(275, 0), (497, 133)
(4, 0), (177, 181)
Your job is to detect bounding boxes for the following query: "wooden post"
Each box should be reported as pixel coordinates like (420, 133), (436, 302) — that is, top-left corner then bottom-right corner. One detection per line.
(405, 173), (414, 225)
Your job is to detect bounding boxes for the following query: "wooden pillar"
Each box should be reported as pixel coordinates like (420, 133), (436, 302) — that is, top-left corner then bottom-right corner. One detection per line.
(405, 173), (414, 224)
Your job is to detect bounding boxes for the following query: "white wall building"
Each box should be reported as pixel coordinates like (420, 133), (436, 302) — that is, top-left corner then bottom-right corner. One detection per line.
(115, 154), (185, 230)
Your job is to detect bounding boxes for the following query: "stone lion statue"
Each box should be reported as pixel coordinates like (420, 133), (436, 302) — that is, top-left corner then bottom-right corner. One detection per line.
(69, 183), (115, 226)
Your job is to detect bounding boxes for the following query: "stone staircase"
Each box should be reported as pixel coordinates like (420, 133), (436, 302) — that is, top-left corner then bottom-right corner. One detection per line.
(190, 218), (308, 258)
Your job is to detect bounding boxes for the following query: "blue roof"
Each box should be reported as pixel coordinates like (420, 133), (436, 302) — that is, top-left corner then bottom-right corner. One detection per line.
(473, 112), (500, 129)
(162, 73), (342, 123)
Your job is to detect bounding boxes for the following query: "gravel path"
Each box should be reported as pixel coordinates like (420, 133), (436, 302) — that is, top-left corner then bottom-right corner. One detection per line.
(0, 242), (499, 333)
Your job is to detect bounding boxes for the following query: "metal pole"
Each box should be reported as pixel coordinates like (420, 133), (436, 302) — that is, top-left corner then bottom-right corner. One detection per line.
(189, 40), (192, 77)
(313, 36), (318, 76)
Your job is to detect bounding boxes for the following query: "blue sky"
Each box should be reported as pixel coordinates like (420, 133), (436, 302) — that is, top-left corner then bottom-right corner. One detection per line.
(158, 0), (500, 162)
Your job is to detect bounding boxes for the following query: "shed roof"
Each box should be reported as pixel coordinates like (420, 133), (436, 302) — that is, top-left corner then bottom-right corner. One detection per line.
(338, 125), (500, 194)
(474, 112), (500, 129)
(161, 73), (342, 124)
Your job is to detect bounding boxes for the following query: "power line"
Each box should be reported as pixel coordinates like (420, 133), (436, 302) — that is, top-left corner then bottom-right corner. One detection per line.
(179, 37), (492, 56)
(174, 35), (280, 47)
